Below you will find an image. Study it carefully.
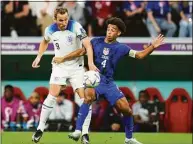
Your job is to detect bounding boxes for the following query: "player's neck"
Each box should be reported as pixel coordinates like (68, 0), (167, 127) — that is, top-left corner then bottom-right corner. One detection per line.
(58, 27), (65, 31)
(57, 25), (65, 31)
(104, 37), (117, 44)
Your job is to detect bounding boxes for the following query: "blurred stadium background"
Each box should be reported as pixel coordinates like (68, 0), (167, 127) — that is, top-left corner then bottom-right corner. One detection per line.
(1, 1), (192, 144)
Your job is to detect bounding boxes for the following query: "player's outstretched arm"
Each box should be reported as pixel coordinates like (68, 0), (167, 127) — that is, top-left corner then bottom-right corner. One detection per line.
(135, 34), (164, 59)
(32, 39), (49, 68)
(82, 37), (99, 71)
(52, 48), (86, 64)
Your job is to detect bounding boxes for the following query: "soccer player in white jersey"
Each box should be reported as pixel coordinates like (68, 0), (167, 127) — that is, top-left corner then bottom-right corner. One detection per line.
(31, 7), (97, 144)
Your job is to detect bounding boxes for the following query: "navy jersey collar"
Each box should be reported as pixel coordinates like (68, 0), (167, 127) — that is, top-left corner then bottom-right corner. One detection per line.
(103, 37), (118, 45)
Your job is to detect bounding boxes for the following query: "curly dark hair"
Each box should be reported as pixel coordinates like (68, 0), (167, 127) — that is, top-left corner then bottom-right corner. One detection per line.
(106, 17), (126, 34)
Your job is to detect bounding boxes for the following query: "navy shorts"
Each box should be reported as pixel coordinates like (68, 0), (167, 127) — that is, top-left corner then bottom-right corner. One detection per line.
(94, 81), (124, 105)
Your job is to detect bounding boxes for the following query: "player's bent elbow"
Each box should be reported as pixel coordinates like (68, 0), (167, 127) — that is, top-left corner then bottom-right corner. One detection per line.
(80, 48), (86, 56)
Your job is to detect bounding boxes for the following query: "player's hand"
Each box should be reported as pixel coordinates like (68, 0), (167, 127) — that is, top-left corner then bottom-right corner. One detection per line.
(52, 57), (64, 64)
(88, 63), (100, 72)
(151, 34), (165, 48)
(32, 56), (41, 68)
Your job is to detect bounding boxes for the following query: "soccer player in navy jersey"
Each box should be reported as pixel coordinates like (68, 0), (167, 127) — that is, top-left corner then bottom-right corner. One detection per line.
(53, 17), (164, 144)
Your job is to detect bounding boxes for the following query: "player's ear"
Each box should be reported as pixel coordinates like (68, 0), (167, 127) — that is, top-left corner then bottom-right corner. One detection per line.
(53, 15), (57, 22)
(118, 31), (121, 36)
(53, 17), (56, 22)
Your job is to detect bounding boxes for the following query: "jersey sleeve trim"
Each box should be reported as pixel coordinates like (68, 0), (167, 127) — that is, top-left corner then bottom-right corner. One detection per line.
(74, 21), (88, 40)
(77, 34), (87, 41)
(44, 27), (51, 42)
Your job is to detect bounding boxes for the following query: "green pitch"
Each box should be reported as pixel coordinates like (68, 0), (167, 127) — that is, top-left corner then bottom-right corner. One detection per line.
(1, 132), (192, 144)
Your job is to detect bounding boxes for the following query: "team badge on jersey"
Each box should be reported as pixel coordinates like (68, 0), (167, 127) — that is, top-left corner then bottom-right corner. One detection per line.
(67, 35), (73, 44)
(103, 48), (109, 55)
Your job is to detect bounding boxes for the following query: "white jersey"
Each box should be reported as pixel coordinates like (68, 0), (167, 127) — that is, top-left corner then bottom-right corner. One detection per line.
(44, 20), (87, 69)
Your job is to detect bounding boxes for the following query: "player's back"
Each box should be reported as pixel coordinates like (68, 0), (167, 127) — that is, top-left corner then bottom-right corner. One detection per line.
(91, 37), (130, 82)
(45, 20), (84, 68)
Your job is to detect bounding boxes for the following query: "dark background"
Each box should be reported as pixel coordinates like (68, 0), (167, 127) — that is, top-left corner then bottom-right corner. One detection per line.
(2, 55), (192, 81)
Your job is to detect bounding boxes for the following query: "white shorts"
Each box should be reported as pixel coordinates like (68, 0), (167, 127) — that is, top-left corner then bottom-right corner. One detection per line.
(49, 65), (84, 91)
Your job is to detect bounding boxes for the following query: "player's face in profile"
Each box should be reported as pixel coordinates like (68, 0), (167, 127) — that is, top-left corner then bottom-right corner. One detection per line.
(56, 13), (69, 30)
(106, 24), (121, 42)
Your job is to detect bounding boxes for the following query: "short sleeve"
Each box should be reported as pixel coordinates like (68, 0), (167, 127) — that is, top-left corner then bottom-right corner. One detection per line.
(119, 44), (131, 57)
(75, 22), (87, 40)
(146, 2), (153, 12)
(44, 27), (51, 41)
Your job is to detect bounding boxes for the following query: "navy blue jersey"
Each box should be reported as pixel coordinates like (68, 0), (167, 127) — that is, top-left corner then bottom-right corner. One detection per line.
(91, 37), (131, 82)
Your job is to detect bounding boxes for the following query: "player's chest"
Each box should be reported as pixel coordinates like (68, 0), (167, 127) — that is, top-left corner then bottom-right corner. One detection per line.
(94, 45), (117, 61)
(51, 31), (77, 46)
(3, 105), (16, 114)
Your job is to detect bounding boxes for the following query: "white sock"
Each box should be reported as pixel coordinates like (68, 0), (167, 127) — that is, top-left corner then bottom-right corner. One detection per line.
(82, 105), (92, 135)
(125, 138), (134, 142)
(75, 130), (81, 134)
(37, 94), (56, 132)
